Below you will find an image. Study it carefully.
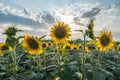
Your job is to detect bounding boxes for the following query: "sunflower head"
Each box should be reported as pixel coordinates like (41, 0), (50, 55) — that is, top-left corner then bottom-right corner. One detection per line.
(0, 43), (12, 51)
(90, 19), (94, 29)
(63, 43), (72, 50)
(47, 42), (52, 46)
(50, 22), (71, 43)
(72, 44), (79, 50)
(86, 19), (95, 40)
(77, 44), (82, 50)
(3, 26), (22, 36)
(0, 43), (12, 56)
(87, 41), (96, 51)
(73, 47), (77, 50)
(96, 30), (114, 51)
(22, 34), (43, 55)
(85, 46), (90, 53)
(41, 42), (48, 48)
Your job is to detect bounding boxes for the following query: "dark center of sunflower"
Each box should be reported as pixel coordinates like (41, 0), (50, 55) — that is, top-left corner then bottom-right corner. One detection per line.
(27, 39), (39, 49)
(73, 47), (77, 50)
(1, 46), (9, 51)
(65, 46), (71, 49)
(79, 46), (82, 49)
(48, 43), (51, 46)
(55, 27), (66, 38)
(42, 43), (46, 48)
(100, 35), (110, 46)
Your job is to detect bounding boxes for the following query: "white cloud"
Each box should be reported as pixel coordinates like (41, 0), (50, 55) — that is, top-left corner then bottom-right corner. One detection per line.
(52, 2), (120, 40)
(17, 25), (34, 31)
(0, 2), (120, 41)
(94, 4), (120, 31)
(0, 3), (4, 8)
(0, 3), (42, 23)
(53, 3), (99, 31)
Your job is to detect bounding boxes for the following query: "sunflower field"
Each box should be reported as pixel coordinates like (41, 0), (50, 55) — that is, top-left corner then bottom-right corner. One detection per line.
(0, 20), (120, 80)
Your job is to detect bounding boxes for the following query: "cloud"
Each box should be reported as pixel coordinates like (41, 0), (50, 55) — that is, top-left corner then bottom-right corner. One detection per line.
(0, 3), (55, 29)
(53, 3), (101, 33)
(0, 3), (4, 8)
(52, 2), (120, 40)
(0, 2), (120, 41)
(0, 3), (41, 22)
(81, 7), (101, 18)
(0, 3), (55, 42)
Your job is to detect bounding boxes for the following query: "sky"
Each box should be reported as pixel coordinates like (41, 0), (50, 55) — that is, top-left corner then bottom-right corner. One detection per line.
(0, 0), (120, 42)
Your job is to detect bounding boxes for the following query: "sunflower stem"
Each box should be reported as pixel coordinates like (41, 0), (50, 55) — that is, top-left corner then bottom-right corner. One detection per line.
(13, 43), (19, 80)
(98, 52), (101, 66)
(57, 43), (61, 73)
(37, 55), (41, 70)
(43, 51), (46, 67)
(114, 43), (119, 63)
(82, 32), (86, 80)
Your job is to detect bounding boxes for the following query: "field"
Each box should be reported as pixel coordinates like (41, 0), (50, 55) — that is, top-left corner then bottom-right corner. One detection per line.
(0, 21), (120, 80)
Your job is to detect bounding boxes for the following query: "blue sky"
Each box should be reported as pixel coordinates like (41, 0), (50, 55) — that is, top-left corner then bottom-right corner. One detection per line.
(0, 0), (120, 41)
(1, 0), (119, 10)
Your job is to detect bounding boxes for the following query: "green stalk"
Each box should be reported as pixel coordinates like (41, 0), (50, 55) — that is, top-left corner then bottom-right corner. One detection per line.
(83, 33), (86, 67)
(57, 43), (61, 73)
(43, 50), (46, 67)
(82, 32), (86, 80)
(37, 55), (41, 70)
(114, 44), (119, 63)
(98, 52), (101, 66)
(98, 51), (104, 68)
(13, 43), (19, 80)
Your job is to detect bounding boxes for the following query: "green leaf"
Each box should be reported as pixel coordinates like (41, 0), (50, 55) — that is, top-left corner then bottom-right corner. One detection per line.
(0, 64), (7, 72)
(5, 36), (18, 48)
(39, 35), (47, 40)
(0, 72), (6, 76)
(87, 69), (106, 80)
(40, 65), (58, 72)
(75, 30), (83, 33)
(17, 36), (24, 39)
(29, 73), (43, 80)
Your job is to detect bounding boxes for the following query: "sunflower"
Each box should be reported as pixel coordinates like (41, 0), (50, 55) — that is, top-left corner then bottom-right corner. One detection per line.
(64, 44), (72, 50)
(0, 43), (12, 56)
(88, 19), (94, 30)
(77, 44), (82, 50)
(117, 44), (120, 54)
(72, 44), (79, 50)
(50, 22), (71, 43)
(87, 41), (96, 51)
(41, 42), (48, 48)
(0, 43), (12, 51)
(62, 43), (72, 54)
(85, 46), (90, 53)
(3, 27), (22, 36)
(22, 34), (43, 55)
(47, 41), (52, 46)
(87, 19), (95, 40)
(96, 30), (114, 51)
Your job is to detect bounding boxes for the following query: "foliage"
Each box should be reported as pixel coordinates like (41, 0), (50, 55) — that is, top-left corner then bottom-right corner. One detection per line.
(0, 25), (120, 80)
